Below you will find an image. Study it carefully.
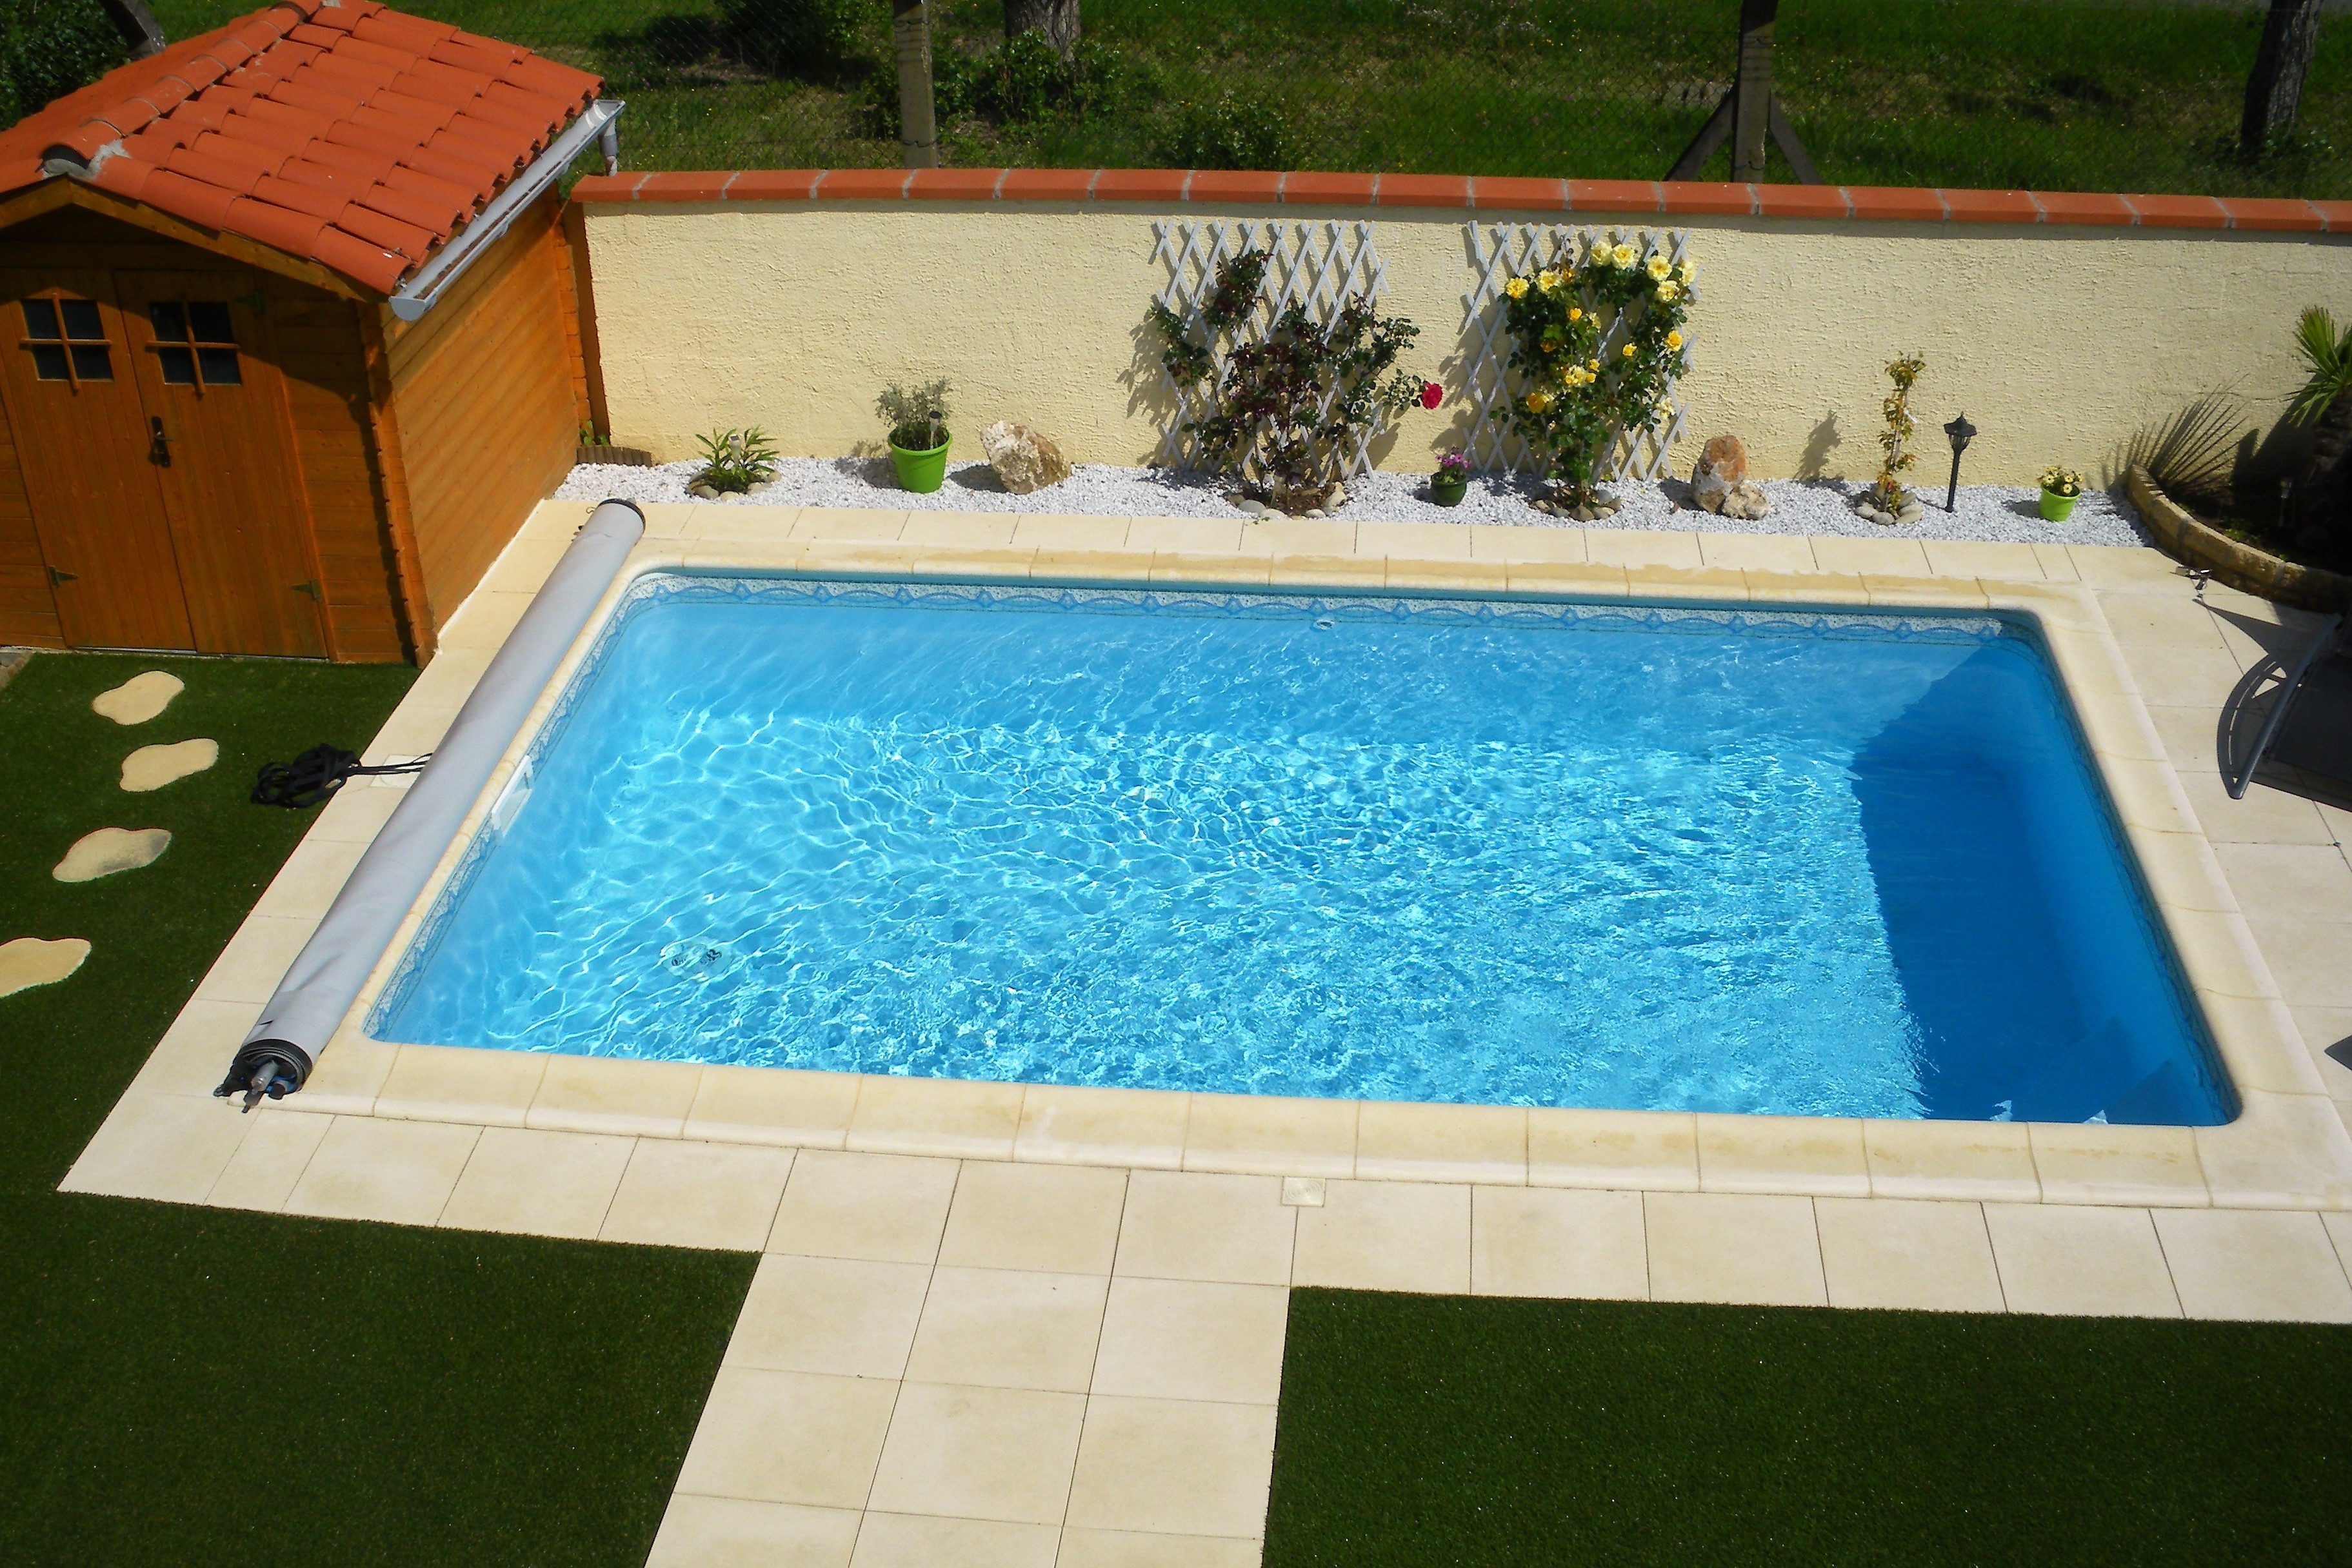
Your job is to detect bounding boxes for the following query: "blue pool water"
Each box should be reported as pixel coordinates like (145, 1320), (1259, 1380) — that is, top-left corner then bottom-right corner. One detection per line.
(375, 575), (2231, 1125)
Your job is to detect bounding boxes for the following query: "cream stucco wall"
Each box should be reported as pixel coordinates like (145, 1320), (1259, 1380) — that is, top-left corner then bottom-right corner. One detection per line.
(581, 200), (2352, 486)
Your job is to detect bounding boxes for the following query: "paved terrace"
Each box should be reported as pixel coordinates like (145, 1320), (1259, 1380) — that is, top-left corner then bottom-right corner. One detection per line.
(61, 502), (2352, 1567)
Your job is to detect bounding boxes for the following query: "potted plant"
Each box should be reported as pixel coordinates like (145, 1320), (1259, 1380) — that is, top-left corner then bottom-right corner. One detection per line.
(1430, 451), (1471, 506)
(2038, 464), (2084, 522)
(879, 378), (952, 493)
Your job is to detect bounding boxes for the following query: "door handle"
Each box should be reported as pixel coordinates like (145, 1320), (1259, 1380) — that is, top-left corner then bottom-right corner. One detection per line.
(149, 416), (170, 466)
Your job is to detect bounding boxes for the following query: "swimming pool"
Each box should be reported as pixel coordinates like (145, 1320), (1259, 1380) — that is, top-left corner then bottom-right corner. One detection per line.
(373, 573), (2232, 1126)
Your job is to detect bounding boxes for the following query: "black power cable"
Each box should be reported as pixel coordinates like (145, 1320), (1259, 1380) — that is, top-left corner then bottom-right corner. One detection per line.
(250, 744), (430, 809)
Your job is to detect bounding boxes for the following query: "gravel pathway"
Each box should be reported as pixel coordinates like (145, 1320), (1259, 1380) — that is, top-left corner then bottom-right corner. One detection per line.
(559, 456), (2151, 549)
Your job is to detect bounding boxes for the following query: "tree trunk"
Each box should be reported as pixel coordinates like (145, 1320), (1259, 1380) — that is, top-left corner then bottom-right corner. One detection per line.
(2242, 0), (2323, 156)
(2295, 393), (2352, 546)
(1004, 0), (1081, 59)
(893, 1), (938, 169)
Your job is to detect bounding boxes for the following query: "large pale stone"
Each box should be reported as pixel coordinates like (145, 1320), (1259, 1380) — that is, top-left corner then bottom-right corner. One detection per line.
(54, 828), (172, 883)
(1690, 434), (1749, 510)
(980, 420), (1072, 494)
(91, 671), (183, 725)
(0, 937), (89, 998)
(121, 738), (218, 793)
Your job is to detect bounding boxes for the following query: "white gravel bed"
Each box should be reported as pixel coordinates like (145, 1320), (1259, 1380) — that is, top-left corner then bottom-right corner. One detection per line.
(559, 455), (2149, 549)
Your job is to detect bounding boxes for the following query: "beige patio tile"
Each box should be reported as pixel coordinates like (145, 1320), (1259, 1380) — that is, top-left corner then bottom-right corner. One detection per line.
(2142, 704), (2224, 772)
(282, 1115), (480, 1225)
(793, 543), (926, 577)
(1359, 519), (1472, 561)
(768, 1149), (961, 1263)
(2247, 918), (2352, 1008)
(868, 1382), (1088, 1525)
(1012, 515), (1128, 550)
(1389, 559), (1513, 593)
(644, 1496), (861, 1568)
(1864, 574), (1989, 610)
(2029, 542), (2081, 582)
(1152, 552), (1271, 586)
(1814, 1197), (2005, 1312)
(2126, 826), (2239, 915)
(374, 1042), (546, 1127)
(902, 512), (1021, 546)
(2178, 772), (2335, 844)
(304, 778), (406, 843)
(1506, 561), (1631, 598)
(2153, 1209), (2352, 1323)
(437, 1126), (634, 1240)
(1643, 1191), (1825, 1307)
(2100, 593), (2230, 649)
(1743, 570), (1868, 606)
(1922, 539), (2046, 581)
(792, 508), (910, 541)
(2327, 1211), (2352, 1273)
(2195, 1093), (2352, 1209)
(1622, 565), (1749, 602)
(2213, 842), (2352, 925)
(2199, 991), (2327, 1097)
(2100, 755), (2199, 835)
(676, 1367), (899, 1508)
(1697, 531), (1816, 573)
(193, 914), (314, 1005)
(1113, 1170), (1296, 1285)
(728, 1254), (933, 1378)
(60, 1091), (249, 1203)
(287, 1037), (395, 1116)
(905, 1266), (1109, 1393)
(1261, 553), (1387, 589)
(1014, 1084), (1188, 1169)
(1470, 522), (1588, 562)
(127, 996), (261, 1098)
(206, 1107), (330, 1212)
(479, 531), (574, 595)
(919, 545), (1041, 579)
(1810, 535), (1931, 577)
(251, 833), (366, 920)
(1584, 528), (1703, 570)
(686, 1064), (861, 1149)
(1291, 1179), (1470, 1293)
(363, 701), (459, 762)
(1470, 1186), (1647, 1300)
(528, 1054), (702, 1137)
(433, 588), (535, 650)
(2070, 544), (2189, 589)
(2064, 689), (2166, 762)
(1182, 1091), (1357, 1178)
(1527, 1107), (1699, 1191)
(2114, 642), (2246, 709)
(1057, 1527), (1262, 1568)
(850, 1513), (1059, 1568)
(601, 1140), (796, 1250)
(690, 508), (805, 546)
(1694, 1113), (1870, 1197)
(2027, 1122), (2207, 1207)
(1982, 1204), (2180, 1317)
(847, 1073), (1024, 1159)
(2162, 908), (2281, 1002)
(1091, 1277), (1289, 1404)
(1238, 517), (1355, 556)
(1861, 1118), (2040, 1202)
(939, 1160), (1128, 1273)
(1127, 516), (1244, 553)
(1354, 1100), (1526, 1183)
(1065, 1395), (1279, 1539)
(2292, 1006), (2352, 1100)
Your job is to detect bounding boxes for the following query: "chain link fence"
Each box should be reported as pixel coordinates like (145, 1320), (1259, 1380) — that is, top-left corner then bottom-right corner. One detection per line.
(139, 2), (2352, 198)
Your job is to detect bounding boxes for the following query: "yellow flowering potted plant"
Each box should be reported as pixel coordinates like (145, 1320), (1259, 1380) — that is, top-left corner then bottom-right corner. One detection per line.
(2038, 465), (2084, 522)
(879, 377), (953, 493)
(1495, 239), (1691, 519)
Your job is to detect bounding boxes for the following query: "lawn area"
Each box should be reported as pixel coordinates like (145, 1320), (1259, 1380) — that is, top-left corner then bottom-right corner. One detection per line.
(0, 651), (752, 1567)
(145, 0), (2352, 198)
(1268, 1288), (2352, 1568)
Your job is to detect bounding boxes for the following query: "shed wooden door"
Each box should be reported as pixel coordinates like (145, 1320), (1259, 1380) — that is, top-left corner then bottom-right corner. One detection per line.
(116, 271), (324, 657)
(0, 269), (192, 650)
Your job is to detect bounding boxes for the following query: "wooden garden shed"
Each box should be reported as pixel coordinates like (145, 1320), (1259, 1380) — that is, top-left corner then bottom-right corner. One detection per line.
(0, 0), (613, 663)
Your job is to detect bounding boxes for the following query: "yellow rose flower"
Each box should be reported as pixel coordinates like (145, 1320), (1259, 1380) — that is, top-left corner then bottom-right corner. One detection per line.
(1537, 268), (1560, 290)
(1524, 390), (1555, 413)
(1568, 307), (1582, 321)
(1666, 331), (1684, 350)
(1612, 243), (1637, 267)
(1646, 254), (1671, 280)
(1622, 342), (1637, 357)
(1655, 281), (1679, 303)
(1588, 358), (1600, 372)
(1505, 277), (1530, 300)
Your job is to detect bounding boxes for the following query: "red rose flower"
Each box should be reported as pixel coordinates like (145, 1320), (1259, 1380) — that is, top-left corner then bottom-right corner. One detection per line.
(1420, 381), (1444, 410)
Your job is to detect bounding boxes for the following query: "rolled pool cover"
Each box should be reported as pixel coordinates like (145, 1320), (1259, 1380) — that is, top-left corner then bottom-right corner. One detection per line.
(215, 498), (646, 1109)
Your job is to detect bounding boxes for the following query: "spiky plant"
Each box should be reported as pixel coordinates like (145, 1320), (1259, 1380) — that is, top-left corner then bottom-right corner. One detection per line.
(2287, 307), (2352, 551)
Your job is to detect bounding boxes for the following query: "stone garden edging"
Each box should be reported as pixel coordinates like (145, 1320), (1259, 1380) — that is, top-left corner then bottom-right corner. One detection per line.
(2126, 466), (2352, 613)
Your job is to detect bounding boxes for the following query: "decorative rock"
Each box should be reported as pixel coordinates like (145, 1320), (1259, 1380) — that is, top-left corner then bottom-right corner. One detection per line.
(686, 481), (719, 499)
(120, 738), (218, 793)
(1707, 480), (1770, 521)
(0, 936), (89, 999)
(1897, 501), (1925, 524)
(91, 671), (183, 726)
(1690, 435), (1749, 511)
(1239, 499), (1268, 519)
(54, 828), (172, 883)
(1573, 506), (1597, 522)
(980, 421), (1072, 494)
(1304, 508), (1326, 519)
(1328, 481), (1348, 508)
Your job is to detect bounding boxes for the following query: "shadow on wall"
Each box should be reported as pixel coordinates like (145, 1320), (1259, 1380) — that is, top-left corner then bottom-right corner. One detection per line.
(1795, 413), (1842, 479)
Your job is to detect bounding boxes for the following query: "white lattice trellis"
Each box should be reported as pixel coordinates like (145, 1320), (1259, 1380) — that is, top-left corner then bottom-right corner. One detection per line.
(1461, 224), (1694, 481)
(1148, 218), (1396, 481)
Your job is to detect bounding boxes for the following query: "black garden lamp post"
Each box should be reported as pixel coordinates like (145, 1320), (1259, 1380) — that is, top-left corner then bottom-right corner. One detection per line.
(1943, 412), (1977, 512)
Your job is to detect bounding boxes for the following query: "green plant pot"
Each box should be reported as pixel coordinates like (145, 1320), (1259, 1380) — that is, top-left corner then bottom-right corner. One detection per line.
(890, 437), (951, 494)
(1430, 476), (1468, 508)
(2039, 487), (2080, 522)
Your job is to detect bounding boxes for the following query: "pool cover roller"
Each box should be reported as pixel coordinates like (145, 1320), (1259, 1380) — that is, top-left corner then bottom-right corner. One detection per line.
(215, 499), (646, 1110)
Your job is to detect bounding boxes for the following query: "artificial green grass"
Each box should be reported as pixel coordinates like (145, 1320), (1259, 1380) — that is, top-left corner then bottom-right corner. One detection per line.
(0, 652), (755, 1567)
(1267, 1289), (2352, 1568)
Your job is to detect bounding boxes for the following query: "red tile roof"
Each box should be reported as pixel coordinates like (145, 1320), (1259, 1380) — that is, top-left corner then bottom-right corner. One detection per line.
(0, 0), (599, 294)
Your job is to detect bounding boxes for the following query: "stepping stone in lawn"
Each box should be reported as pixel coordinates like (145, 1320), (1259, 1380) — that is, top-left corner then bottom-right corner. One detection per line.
(121, 738), (218, 793)
(91, 671), (183, 725)
(54, 828), (172, 883)
(0, 937), (90, 999)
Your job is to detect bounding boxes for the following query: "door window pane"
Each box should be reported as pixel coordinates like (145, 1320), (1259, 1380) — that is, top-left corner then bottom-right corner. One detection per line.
(187, 302), (235, 342)
(195, 347), (241, 385)
(60, 298), (102, 339)
(148, 303), (188, 342)
(21, 299), (58, 339)
(29, 344), (67, 380)
(156, 346), (197, 384)
(69, 345), (111, 381)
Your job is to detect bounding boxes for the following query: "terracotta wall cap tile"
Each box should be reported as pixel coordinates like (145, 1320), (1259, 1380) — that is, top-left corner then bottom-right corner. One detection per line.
(568, 172), (644, 202)
(1282, 170), (1377, 205)
(1374, 172), (1471, 208)
(633, 170), (732, 202)
(724, 168), (822, 200)
(1188, 168), (1282, 203)
(1843, 185), (1946, 221)
(816, 168), (912, 199)
(2031, 190), (2135, 225)
(2307, 200), (2352, 233)
(2123, 193), (2229, 229)
(1660, 181), (1756, 215)
(1937, 187), (2039, 223)
(2218, 196), (2324, 232)
(1564, 178), (1662, 212)
(1755, 183), (1853, 219)
(906, 166), (1004, 199)
(1470, 175), (1568, 211)
(1091, 167), (1190, 202)
(996, 166), (1093, 200)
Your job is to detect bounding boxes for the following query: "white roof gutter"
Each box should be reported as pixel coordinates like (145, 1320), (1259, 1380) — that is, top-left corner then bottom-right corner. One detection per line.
(387, 97), (624, 323)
